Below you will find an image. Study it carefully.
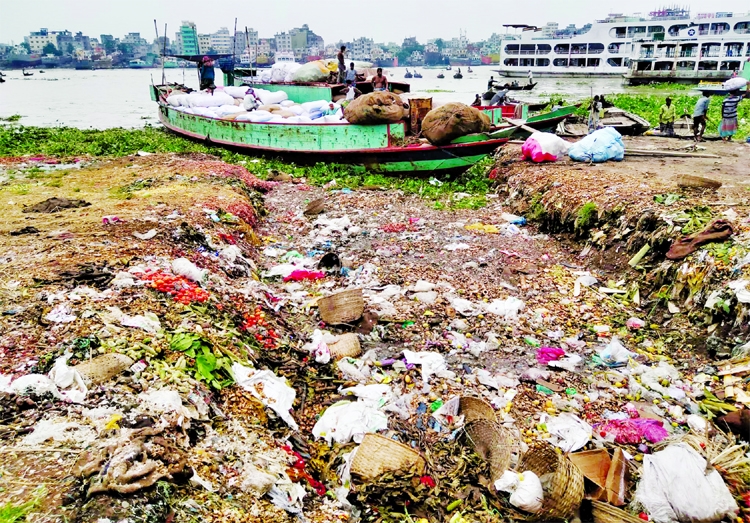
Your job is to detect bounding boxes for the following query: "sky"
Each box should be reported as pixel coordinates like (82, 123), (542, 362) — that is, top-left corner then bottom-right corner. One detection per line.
(1, 0), (750, 45)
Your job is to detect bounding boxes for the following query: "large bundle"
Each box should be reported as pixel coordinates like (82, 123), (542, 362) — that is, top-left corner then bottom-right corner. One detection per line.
(343, 92), (405, 125)
(568, 127), (624, 163)
(421, 103), (490, 145)
(270, 62), (302, 83)
(292, 60), (335, 83)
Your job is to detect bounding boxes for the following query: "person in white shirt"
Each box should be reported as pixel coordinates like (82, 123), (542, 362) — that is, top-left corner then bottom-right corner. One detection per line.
(527, 70), (533, 84)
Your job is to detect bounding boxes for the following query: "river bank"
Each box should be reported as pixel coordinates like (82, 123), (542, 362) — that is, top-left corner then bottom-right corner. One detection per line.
(2, 127), (750, 522)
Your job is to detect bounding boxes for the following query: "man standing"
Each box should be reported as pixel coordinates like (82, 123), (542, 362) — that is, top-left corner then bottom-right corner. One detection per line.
(528, 69), (533, 84)
(720, 90), (743, 141)
(337, 46), (346, 83)
(487, 76), (495, 90)
(659, 97), (676, 136)
(372, 68), (388, 91)
(692, 93), (710, 141)
(198, 56), (215, 91)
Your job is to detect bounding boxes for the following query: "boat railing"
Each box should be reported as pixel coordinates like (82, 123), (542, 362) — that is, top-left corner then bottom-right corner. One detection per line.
(505, 50), (552, 55)
(628, 69), (729, 78)
(608, 47), (621, 54)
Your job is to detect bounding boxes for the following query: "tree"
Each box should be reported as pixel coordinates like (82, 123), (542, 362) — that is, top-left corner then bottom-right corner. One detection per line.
(42, 42), (57, 56)
(117, 43), (133, 57)
(103, 40), (116, 54)
(434, 38), (445, 52)
(20, 41), (31, 53)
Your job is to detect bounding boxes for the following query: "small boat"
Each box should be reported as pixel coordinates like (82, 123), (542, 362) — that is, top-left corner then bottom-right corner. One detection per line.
(404, 69), (413, 79)
(22, 69), (33, 77)
(559, 108), (651, 137)
(437, 73), (445, 79)
(151, 83), (514, 176)
(467, 67), (473, 73)
(446, 65), (452, 71)
(0, 77), (5, 84)
(0, 72), (5, 77)
(501, 82), (536, 91)
(453, 72), (463, 79)
(413, 71), (422, 79)
(485, 105), (578, 138)
(39, 70), (45, 73)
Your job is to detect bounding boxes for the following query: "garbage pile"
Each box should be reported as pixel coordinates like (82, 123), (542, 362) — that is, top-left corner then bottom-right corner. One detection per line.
(2, 152), (750, 522)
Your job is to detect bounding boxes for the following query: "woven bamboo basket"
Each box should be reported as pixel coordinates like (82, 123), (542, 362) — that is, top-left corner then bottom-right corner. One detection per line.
(516, 442), (585, 520)
(328, 333), (361, 359)
(350, 434), (426, 481)
(459, 396), (497, 424)
(318, 289), (364, 325)
(74, 353), (134, 386)
(464, 419), (515, 483)
(591, 501), (643, 523)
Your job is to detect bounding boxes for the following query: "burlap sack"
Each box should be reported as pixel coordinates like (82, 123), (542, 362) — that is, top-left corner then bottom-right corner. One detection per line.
(343, 91), (405, 124)
(421, 103), (491, 145)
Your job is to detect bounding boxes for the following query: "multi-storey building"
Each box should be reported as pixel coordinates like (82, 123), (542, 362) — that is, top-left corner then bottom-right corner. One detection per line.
(176, 21), (199, 55)
(210, 27), (232, 53)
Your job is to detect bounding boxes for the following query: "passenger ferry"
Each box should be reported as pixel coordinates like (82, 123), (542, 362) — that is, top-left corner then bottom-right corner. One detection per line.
(496, 8), (750, 79)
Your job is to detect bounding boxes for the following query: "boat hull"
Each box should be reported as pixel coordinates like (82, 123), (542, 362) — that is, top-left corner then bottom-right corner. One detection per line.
(157, 104), (508, 176)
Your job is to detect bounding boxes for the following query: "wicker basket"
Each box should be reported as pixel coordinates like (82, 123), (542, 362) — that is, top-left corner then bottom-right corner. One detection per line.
(464, 419), (516, 483)
(516, 442), (585, 520)
(318, 289), (364, 325)
(459, 396), (497, 424)
(74, 353), (134, 386)
(591, 501), (643, 523)
(328, 333), (361, 359)
(350, 434), (426, 481)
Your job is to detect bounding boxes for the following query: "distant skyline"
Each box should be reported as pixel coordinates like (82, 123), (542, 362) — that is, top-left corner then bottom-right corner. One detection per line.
(2, 0), (750, 45)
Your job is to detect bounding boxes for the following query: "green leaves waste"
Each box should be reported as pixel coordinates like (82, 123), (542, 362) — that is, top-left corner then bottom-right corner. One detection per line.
(169, 332), (234, 390)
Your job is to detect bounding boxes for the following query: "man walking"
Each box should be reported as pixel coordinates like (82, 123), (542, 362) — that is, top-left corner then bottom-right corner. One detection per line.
(659, 97), (676, 136)
(692, 93), (710, 141)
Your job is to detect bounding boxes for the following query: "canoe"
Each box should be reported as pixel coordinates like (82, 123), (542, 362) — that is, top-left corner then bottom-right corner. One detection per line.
(559, 108), (651, 137)
(482, 105), (577, 137)
(151, 86), (513, 176)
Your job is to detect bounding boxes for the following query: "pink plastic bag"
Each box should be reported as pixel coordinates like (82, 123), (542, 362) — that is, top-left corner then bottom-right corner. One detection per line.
(598, 418), (668, 444)
(521, 132), (570, 163)
(536, 347), (566, 364)
(283, 270), (326, 282)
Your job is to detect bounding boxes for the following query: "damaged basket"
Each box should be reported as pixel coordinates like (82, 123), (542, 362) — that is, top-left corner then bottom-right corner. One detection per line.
(350, 434), (426, 482)
(318, 288), (364, 325)
(328, 333), (361, 359)
(464, 419), (516, 483)
(459, 396), (497, 424)
(516, 442), (584, 520)
(591, 500), (643, 523)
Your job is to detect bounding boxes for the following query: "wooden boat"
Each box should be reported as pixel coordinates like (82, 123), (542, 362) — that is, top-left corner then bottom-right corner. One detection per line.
(453, 72), (463, 79)
(437, 73), (445, 79)
(506, 82), (536, 91)
(413, 71), (422, 78)
(404, 69), (413, 79)
(559, 108), (651, 137)
(482, 105), (577, 138)
(150, 84), (514, 176)
(0, 77), (5, 84)
(22, 70), (33, 77)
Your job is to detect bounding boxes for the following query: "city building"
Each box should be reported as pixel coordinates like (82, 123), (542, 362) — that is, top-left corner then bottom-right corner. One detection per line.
(351, 37), (374, 60)
(257, 38), (271, 57)
(233, 28), (258, 56)
(176, 21), (199, 55)
(198, 34), (211, 54)
(274, 32), (292, 53)
(25, 29), (59, 53)
(210, 27), (232, 53)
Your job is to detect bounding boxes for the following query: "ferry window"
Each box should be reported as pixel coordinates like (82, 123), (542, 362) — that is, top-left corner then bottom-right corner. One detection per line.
(536, 58), (550, 66)
(608, 43), (621, 53)
(697, 61), (718, 70)
(611, 27), (627, 38)
(722, 60), (741, 70)
(735, 22), (750, 34)
(607, 58), (623, 67)
(520, 44), (536, 54)
(587, 58), (600, 67)
(554, 44), (569, 54)
(588, 43), (604, 54)
(676, 61), (695, 70)
(553, 58), (569, 67)
(536, 44), (551, 54)
(654, 61), (672, 71)
(505, 44), (519, 54)
(669, 24), (688, 36)
(627, 26), (646, 37)
(623, 58), (631, 67)
(504, 58), (519, 66)
(711, 23), (730, 34)
(520, 58), (534, 67)
(647, 26), (665, 35)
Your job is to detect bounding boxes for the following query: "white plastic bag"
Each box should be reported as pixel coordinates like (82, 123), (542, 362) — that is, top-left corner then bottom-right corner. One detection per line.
(494, 470), (544, 512)
(483, 297), (525, 320)
(172, 258), (208, 282)
(599, 337), (634, 366)
(48, 353), (88, 403)
(233, 364), (298, 430)
(544, 413), (592, 452)
(312, 400), (388, 445)
(403, 350), (456, 384)
(636, 443), (738, 523)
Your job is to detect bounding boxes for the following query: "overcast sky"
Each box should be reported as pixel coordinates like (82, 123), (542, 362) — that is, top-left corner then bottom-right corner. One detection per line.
(1, 0), (749, 45)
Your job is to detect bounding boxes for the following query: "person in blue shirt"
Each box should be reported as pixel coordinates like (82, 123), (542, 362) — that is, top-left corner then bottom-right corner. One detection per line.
(692, 93), (711, 142)
(199, 56), (215, 91)
(345, 62), (359, 85)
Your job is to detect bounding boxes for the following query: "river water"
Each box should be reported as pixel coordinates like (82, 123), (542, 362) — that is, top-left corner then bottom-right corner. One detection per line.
(0, 65), (643, 129)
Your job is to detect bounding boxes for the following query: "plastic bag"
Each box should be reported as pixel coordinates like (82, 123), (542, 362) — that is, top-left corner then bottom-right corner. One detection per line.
(545, 413), (592, 452)
(636, 443), (738, 523)
(172, 258), (208, 282)
(536, 347), (566, 365)
(723, 77), (748, 90)
(494, 470), (544, 512)
(568, 127), (625, 163)
(403, 350), (456, 384)
(312, 400), (388, 445)
(48, 353), (88, 403)
(483, 297), (525, 320)
(232, 364), (298, 430)
(598, 418), (668, 444)
(598, 337), (634, 366)
(522, 132), (570, 163)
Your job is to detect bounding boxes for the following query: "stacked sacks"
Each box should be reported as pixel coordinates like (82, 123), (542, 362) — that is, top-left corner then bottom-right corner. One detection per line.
(343, 92), (406, 125)
(568, 127), (625, 163)
(421, 103), (491, 145)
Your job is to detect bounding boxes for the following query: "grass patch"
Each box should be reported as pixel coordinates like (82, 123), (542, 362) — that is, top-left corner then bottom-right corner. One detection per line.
(424, 89), (454, 93)
(0, 114), (22, 123)
(575, 201), (598, 231)
(0, 488), (46, 523)
(0, 126), (498, 203)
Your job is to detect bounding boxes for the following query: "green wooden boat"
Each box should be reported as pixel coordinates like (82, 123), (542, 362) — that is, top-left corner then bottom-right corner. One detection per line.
(150, 85), (514, 176)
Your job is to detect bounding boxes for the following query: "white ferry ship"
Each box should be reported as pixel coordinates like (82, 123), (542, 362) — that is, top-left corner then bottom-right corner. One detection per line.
(496, 8), (750, 79)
